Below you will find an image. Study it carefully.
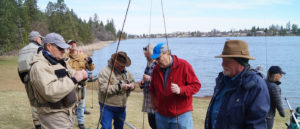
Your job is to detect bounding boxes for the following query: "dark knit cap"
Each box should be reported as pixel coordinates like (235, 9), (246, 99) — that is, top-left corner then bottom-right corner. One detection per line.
(233, 57), (249, 67)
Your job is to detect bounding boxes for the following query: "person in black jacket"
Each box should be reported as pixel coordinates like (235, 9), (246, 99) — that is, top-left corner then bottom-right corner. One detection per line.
(266, 66), (286, 129)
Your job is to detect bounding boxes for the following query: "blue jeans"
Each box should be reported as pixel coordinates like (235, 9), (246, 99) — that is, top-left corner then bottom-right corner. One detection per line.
(155, 111), (193, 129)
(99, 103), (126, 129)
(76, 87), (86, 124)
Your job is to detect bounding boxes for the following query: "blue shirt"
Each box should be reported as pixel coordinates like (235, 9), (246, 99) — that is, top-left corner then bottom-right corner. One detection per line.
(161, 57), (173, 90)
(211, 72), (241, 128)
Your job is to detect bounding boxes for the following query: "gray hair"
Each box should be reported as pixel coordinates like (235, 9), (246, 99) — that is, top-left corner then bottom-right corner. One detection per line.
(161, 44), (171, 54)
(143, 44), (154, 55)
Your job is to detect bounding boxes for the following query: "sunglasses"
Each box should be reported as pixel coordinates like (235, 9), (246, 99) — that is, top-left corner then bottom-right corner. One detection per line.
(143, 47), (147, 51)
(52, 44), (64, 51)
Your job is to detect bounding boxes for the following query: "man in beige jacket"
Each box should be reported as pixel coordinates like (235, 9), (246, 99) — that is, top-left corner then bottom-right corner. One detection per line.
(29, 33), (87, 129)
(98, 51), (135, 129)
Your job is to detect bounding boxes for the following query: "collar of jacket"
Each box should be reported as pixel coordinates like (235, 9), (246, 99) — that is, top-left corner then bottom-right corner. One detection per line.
(156, 55), (179, 75)
(168, 55), (180, 69)
(218, 66), (255, 90)
(274, 81), (281, 85)
(30, 41), (42, 47)
(114, 68), (127, 75)
(42, 50), (67, 67)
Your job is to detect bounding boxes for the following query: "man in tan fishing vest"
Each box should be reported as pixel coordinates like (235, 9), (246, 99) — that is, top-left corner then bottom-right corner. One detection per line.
(98, 51), (135, 129)
(65, 40), (95, 129)
(18, 31), (43, 129)
(29, 33), (87, 129)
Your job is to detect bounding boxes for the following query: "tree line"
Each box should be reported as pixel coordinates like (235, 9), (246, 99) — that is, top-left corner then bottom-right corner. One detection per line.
(249, 21), (300, 36)
(0, 0), (127, 55)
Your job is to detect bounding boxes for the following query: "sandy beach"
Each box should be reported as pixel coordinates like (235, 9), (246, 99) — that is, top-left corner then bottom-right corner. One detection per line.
(77, 41), (114, 56)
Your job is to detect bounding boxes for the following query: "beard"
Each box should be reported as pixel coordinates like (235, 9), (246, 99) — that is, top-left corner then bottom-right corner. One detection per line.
(223, 67), (231, 77)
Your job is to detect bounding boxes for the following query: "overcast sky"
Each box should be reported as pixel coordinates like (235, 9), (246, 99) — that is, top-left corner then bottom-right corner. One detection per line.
(37, 0), (300, 35)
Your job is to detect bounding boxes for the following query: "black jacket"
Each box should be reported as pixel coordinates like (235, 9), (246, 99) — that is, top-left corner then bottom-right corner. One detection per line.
(266, 80), (285, 118)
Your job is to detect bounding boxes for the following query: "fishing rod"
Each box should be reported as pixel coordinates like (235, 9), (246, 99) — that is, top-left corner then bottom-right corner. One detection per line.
(160, 0), (169, 48)
(159, 0), (179, 128)
(148, 0), (153, 44)
(285, 98), (300, 129)
(142, 0), (153, 128)
(96, 0), (132, 128)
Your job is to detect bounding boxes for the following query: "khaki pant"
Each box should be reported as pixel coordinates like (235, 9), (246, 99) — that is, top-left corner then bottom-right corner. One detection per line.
(39, 111), (74, 129)
(31, 106), (40, 125)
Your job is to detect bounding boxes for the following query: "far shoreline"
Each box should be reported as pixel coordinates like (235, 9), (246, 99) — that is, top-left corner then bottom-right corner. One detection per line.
(78, 40), (115, 56)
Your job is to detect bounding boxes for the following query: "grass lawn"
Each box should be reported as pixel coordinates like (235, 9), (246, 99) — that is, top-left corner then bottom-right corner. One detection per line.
(0, 56), (290, 129)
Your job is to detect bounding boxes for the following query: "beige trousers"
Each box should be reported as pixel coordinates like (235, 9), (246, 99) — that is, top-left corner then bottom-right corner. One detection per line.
(39, 111), (74, 129)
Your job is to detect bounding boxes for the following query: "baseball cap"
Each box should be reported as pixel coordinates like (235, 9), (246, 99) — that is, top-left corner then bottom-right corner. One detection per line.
(268, 66), (286, 75)
(29, 31), (44, 41)
(67, 40), (76, 44)
(43, 33), (70, 49)
(151, 43), (168, 59)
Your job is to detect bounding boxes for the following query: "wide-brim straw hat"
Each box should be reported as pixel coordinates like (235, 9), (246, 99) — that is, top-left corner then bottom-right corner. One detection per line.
(215, 40), (256, 60)
(111, 51), (131, 67)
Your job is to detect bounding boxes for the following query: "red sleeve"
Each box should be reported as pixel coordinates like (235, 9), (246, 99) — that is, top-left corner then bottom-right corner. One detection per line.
(179, 61), (201, 96)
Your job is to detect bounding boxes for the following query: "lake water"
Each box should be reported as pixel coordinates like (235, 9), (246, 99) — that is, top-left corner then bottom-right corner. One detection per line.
(91, 36), (300, 108)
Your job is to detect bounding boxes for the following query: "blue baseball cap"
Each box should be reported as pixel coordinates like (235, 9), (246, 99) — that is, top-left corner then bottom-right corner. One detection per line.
(43, 33), (70, 49)
(151, 43), (168, 59)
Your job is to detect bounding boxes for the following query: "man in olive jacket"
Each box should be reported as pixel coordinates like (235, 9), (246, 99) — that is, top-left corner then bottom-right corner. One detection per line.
(65, 40), (95, 129)
(29, 33), (87, 129)
(98, 51), (135, 129)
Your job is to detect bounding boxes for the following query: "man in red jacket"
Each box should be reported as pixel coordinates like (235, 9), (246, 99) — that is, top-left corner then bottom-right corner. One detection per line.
(149, 43), (201, 129)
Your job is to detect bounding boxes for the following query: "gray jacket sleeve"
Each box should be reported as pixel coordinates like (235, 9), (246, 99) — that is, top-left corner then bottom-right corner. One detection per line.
(270, 83), (285, 117)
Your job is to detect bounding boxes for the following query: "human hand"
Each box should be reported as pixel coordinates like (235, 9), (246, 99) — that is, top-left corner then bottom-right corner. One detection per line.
(128, 82), (135, 90)
(143, 74), (151, 82)
(138, 80), (144, 88)
(73, 70), (88, 82)
(85, 57), (93, 64)
(121, 83), (129, 90)
(171, 83), (180, 94)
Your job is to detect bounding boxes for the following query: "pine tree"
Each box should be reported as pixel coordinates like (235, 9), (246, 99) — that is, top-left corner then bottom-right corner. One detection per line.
(0, 0), (19, 54)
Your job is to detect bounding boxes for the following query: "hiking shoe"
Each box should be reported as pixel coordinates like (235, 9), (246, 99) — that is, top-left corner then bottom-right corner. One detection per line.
(78, 124), (85, 129)
(84, 110), (91, 115)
